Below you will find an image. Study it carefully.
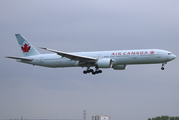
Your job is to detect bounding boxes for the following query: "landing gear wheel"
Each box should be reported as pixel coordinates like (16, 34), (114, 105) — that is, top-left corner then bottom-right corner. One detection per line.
(98, 70), (102, 73)
(161, 67), (164, 70)
(87, 70), (90, 73)
(95, 71), (99, 74)
(83, 70), (87, 74)
(83, 67), (102, 75)
(90, 69), (94, 73)
(92, 72), (96, 75)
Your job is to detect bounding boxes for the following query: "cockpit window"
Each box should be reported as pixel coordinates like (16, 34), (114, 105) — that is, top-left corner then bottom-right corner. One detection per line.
(168, 53), (172, 55)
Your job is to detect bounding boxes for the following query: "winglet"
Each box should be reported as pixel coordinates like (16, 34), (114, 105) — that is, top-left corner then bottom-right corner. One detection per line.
(39, 47), (47, 50)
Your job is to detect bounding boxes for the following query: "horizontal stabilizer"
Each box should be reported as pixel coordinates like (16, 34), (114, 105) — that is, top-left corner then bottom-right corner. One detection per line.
(6, 56), (33, 61)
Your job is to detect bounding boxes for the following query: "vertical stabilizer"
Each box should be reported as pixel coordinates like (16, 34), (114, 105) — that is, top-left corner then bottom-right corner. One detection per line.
(15, 34), (40, 57)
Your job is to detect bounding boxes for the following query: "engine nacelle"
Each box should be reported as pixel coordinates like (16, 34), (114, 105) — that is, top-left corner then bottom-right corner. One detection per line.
(97, 58), (113, 68)
(113, 65), (126, 70)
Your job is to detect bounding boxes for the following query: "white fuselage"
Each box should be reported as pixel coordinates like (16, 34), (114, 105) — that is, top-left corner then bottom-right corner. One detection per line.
(18, 49), (176, 68)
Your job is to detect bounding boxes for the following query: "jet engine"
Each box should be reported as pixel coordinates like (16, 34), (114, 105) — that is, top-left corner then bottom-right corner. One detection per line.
(113, 65), (126, 70)
(96, 58), (113, 68)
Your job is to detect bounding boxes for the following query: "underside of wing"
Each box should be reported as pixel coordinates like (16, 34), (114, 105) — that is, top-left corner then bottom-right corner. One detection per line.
(40, 47), (98, 63)
(6, 56), (33, 61)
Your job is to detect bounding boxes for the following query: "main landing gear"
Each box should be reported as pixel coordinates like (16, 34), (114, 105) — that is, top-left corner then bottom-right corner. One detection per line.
(83, 67), (102, 75)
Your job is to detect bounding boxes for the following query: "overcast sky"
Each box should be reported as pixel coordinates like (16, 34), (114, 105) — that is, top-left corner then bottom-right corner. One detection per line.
(0, 1), (179, 120)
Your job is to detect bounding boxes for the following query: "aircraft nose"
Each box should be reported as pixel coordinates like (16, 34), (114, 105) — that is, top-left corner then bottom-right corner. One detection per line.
(168, 53), (176, 61)
(170, 54), (176, 60)
(173, 54), (176, 59)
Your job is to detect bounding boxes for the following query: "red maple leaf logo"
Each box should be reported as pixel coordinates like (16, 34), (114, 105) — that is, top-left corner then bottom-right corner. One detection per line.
(150, 51), (155, 54)
(21, 43), (31, 52)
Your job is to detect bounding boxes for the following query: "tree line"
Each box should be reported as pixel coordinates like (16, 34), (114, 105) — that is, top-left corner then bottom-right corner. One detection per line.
(148, 116), (179, 120)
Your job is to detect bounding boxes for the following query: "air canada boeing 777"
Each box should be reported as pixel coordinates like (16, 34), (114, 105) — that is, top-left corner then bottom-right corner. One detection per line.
(6, 34), (176, 75)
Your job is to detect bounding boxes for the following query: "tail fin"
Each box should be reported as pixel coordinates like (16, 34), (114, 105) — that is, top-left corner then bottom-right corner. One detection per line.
(15, 34), (40, 57)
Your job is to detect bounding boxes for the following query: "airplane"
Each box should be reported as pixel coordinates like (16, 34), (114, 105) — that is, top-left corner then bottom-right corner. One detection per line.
(6, 34), (176, 75)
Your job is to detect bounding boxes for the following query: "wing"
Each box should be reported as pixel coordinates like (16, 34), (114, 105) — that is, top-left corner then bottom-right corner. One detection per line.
(40, 47), (98, 63)
(6, 56), (33, 61)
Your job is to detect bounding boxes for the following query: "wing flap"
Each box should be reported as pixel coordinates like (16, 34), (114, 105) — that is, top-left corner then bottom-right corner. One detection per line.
(6, 56), (33, 61)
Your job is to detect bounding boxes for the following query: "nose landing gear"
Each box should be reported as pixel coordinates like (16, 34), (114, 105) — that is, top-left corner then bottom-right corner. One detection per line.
(161, 62), (167, 70)
(161, 67), (164, 70)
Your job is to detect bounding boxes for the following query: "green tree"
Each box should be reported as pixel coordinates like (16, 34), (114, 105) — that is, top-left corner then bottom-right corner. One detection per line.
(161, 116), (169, 120)
(170, 117), (175, 120)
